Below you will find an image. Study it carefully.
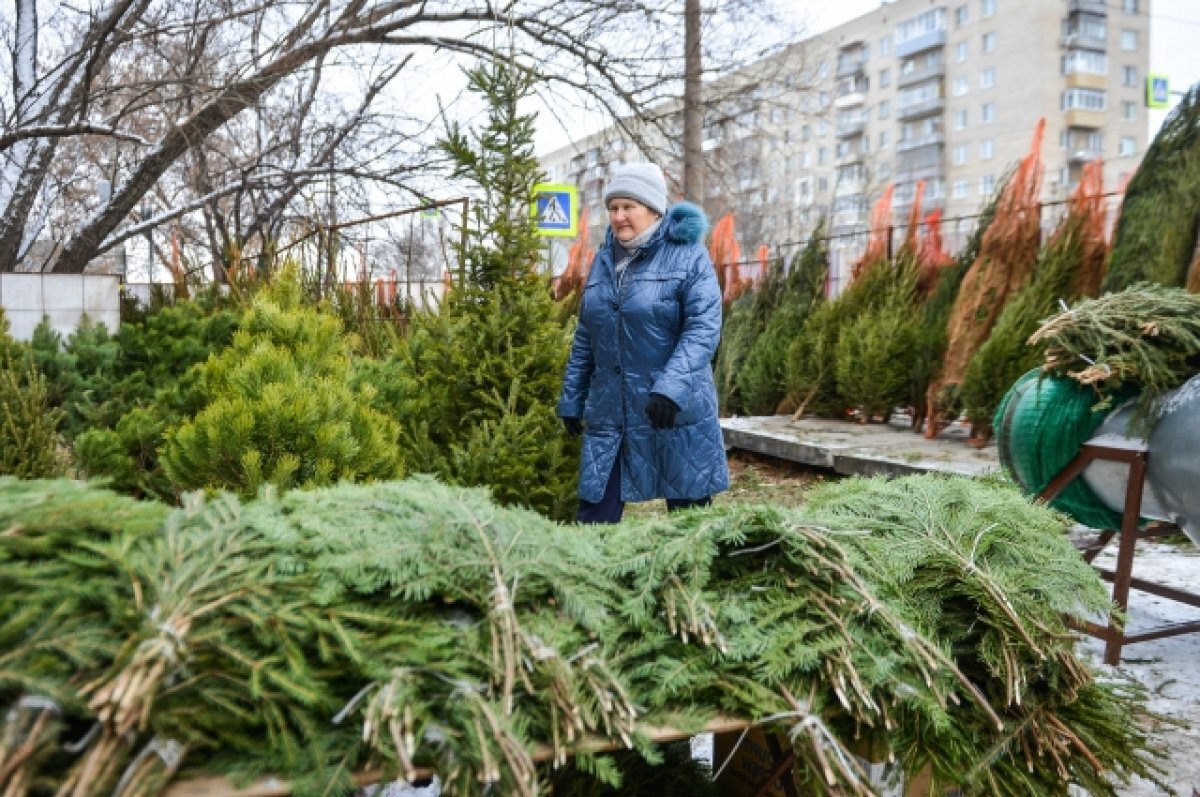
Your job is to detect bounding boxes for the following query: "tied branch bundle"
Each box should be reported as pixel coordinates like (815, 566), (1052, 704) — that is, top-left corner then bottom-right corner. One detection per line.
(0, 474), (1168, 796)
(1030, 285), (1200, 431)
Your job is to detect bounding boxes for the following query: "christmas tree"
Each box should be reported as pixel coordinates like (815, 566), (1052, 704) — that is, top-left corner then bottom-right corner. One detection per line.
(372, 59), (579, 521)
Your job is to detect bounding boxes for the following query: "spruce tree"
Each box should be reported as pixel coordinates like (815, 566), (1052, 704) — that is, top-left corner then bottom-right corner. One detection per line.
(372, 59), (579, 520)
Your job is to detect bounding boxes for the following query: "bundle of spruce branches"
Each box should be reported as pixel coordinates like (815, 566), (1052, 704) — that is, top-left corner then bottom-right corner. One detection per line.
(0, 474), (1166, 797)
(1029, 284), (1200, 431)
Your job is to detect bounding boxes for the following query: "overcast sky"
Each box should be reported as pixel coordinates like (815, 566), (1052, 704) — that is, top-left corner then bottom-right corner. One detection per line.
(529, 0), (1200, 156)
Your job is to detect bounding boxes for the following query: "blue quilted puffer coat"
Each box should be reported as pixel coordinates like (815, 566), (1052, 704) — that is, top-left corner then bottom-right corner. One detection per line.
(557, 202), (730, 504)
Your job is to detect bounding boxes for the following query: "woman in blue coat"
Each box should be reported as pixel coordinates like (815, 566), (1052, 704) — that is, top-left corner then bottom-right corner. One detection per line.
(557, 162), (729, 523)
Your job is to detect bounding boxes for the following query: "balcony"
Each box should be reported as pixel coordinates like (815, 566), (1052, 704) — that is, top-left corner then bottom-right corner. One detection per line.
(1066, 72), (1106, 90)
(1068, 147), (1103, 164)
(836, 58), (865, 79)
(836, 118), (866, 138)
(1065, 108), (1105, 128)
(834, 178), (868, 197)
(834, 90), (866, 109)
(1060, 32), (1107, 51)
(895, 162), (944, 184)
(897, 97), (945, 121)
(1068, 0), (1107, 15)
(896, 131), (945, 152)
(897, 62), (945, 89)
(836, 150), (864, 166)
(895, 29), (947, 59)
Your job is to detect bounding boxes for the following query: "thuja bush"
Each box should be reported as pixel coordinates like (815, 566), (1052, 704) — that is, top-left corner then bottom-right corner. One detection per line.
(158, 267), (403, 499)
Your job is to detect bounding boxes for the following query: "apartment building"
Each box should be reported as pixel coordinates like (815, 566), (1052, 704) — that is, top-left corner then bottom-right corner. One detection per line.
(539, 0), (1151, 286)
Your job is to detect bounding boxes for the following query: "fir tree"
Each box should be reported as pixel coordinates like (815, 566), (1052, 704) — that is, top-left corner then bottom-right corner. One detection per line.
(714, 254), (788, 414)
(374, 59), (579, 520)
(737, 224), (828, 415)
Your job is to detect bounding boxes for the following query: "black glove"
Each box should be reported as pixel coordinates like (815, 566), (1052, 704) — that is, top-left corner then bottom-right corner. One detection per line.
(561, 416), (584, 436)
(646, 393), (680, 430)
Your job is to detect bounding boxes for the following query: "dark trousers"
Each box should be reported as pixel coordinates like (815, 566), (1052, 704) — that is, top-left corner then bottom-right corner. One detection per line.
(577, 456), (712, 524)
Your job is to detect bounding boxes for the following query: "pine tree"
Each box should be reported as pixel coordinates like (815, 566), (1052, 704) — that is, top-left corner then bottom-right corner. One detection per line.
(158, 266), (402, 499)
(375, 59), (579, 520)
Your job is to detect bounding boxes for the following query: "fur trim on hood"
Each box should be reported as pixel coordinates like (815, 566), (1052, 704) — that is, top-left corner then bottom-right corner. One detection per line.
(664, 202), (708, 245)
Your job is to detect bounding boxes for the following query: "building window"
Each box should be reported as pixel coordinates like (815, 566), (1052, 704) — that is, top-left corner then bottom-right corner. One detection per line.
(955, 109), (968, 130)
(956, 41), (968, 62)
(1121, 29), (1137, 51)
(954, 76), (970, 96)
(1123, 0), (1138, 12)
(880, 35), (891, 56)
(955, 5), (969, 26)
(981, 0), (995, 17)
(1062, 50), (1108, 76)
(1062, 88), (1107, 111)
(816, 120), (829, 137)
(817, 177), (829, 192)
(802, 151), (812, 168)
(879, 100), (891, 119)
(879, 130), (890, 149)
(981, 102), (995, 123)
(1122, 65), (1138, 87)
(980, 67), (995, 88)
(818, 147), (828, 165)
(982, 32), (997, 53)
(953, 179), (969, 199)
(1119, 136), (1137, 156)
(980, 138), (994, 159)
(980, 174), (996, 195)
(952, 144), (968, 165)
(880, 68), (891, 88)
(1122, 101), (1137, 121)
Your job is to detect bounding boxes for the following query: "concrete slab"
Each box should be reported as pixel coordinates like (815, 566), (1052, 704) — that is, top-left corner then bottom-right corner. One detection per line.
(721, 414), (1000, 478)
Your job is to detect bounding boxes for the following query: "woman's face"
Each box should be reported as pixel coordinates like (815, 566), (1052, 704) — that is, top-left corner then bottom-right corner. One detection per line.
(607, 198), (658, 243)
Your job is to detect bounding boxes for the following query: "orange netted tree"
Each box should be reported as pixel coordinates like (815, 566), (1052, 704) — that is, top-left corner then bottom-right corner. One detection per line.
(925, 118), (1046, 438)
(850, 184), (896, 281)
(553, 212), (594, 303)
(958, 156), (1110, 442)
(708, 212), (751, 306)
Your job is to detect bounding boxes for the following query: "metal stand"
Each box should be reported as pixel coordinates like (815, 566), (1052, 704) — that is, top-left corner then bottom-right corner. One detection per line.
(1038, 438), (1200, 665)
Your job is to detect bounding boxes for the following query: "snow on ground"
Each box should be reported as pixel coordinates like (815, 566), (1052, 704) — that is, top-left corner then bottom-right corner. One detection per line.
(1079, 538), (1200, 797)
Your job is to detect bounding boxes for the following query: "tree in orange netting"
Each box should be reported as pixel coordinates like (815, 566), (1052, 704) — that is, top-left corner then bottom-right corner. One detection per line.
(957, 156), (1109, 443)
(899, 180), (926, 255)
(553, 211), (593, 301)
(850, 184), (895, 281)
(916, 209), (955, 296)
(926, 118), (1046, 438)
(708, 212), (748, 306)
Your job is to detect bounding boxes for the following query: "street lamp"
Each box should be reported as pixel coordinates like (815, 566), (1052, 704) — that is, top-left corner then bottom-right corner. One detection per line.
(140, 202), (155, 285)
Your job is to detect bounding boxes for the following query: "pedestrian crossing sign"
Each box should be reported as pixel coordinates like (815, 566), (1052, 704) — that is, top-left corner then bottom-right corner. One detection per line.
(532, 183), (578, 237)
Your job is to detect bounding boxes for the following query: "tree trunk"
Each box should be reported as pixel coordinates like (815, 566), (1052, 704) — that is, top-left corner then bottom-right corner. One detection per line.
(682, 0), (703, 204)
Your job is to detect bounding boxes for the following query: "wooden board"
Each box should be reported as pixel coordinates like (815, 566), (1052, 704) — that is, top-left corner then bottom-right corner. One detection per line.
(165, 715), (752, 797)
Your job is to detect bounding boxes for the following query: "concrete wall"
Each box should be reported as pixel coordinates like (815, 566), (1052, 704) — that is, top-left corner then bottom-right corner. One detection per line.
(0, 274), (121, 341)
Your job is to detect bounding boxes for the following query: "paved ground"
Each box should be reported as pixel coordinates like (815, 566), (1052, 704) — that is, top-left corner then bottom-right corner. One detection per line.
(720, 414), (999, 478)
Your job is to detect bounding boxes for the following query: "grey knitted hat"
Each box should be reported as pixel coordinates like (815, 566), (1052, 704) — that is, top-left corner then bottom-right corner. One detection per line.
(603, 162), (668, 216)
